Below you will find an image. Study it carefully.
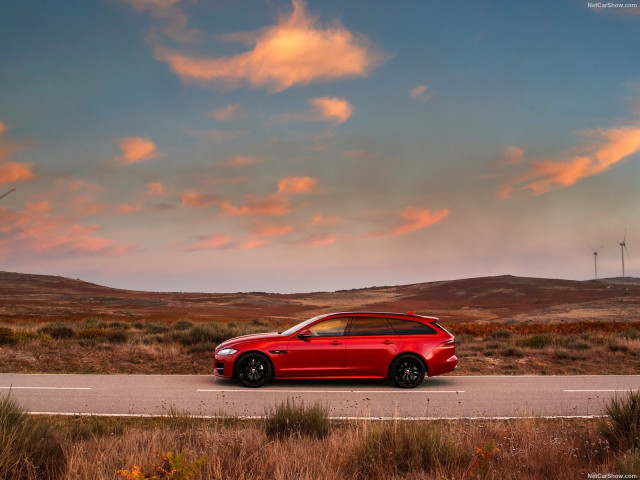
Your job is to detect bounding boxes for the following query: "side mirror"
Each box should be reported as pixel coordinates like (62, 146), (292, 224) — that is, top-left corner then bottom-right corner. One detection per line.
(298, 329), (311, 338)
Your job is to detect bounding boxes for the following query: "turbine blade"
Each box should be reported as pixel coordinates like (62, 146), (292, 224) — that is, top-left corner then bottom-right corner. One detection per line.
(624, 244), (631, 261)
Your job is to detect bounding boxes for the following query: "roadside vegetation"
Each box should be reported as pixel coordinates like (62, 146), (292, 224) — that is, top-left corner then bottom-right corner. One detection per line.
(1, 393), (639, 479)
(1, 319), (639, 375)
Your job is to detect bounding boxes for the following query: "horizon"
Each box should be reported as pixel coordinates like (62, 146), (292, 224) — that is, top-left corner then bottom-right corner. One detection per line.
(1, 1), (639, 293)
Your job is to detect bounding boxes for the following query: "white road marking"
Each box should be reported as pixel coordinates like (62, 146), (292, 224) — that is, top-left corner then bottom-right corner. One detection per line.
(563, 389), (634, 393)
(196, 389), (464, 393)
(0, 386), (91, 390)
(26, 411), (606, 421)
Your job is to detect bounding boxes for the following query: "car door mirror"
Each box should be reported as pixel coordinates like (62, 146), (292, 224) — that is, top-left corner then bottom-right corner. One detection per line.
(297, 329), (311, 338)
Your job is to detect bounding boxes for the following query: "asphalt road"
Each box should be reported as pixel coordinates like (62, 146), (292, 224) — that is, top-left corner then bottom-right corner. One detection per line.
(1, 374), (639, 419)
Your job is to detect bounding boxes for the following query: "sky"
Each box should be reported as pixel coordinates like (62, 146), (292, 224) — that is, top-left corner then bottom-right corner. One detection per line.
(1, 0), (639, 293)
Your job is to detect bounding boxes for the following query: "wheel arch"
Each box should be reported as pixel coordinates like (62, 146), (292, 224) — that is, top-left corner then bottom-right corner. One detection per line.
(387, 351), (429, 379)
(232, 350), (275, 379)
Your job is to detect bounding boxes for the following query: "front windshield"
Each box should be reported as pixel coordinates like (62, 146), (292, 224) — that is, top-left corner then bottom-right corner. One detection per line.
(280, 314), (327, 337)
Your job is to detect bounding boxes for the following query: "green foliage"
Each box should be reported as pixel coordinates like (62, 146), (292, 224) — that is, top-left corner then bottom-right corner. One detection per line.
(0, 395), (66, 480)
(263, 399), (330, 440)
(601, 390), (640, 452)
(38, 323), (75, 340)
(517, 334), (558, 349)
(469, 439), (498, 477)
(351, 421), (469, 478)
(490, 330), (512, 340)
(171, 321), (193, 331)
(67, 415), (126, 441)
(117, 450), (207, 480)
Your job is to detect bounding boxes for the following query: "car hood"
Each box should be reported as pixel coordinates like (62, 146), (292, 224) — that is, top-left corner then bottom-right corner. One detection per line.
(216, 332), (281, 349)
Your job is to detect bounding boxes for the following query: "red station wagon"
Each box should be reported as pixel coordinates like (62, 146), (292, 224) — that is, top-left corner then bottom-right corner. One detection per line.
(214, 312), (457, 388)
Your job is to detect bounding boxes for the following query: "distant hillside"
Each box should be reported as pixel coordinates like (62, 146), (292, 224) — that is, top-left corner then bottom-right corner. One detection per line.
(1, 271), (639, 324)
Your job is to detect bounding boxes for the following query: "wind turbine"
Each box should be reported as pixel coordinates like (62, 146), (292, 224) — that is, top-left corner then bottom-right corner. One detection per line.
(589, 245), (603, 280)
(0, 187), (16, 201)
(619, 229), (630, 278)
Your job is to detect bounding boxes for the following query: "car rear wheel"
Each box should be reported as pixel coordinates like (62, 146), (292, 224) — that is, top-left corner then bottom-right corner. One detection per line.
(390, 354), (425, 388)
(235, 353), (272, 388)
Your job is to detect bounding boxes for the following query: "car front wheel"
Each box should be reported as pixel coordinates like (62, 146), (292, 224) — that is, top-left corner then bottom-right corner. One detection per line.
(235, 353), (272, 387)
(390, 354), (426, 388)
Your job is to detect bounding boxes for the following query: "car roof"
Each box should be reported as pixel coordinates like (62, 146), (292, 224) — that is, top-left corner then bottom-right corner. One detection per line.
(319, 311), (439, 321)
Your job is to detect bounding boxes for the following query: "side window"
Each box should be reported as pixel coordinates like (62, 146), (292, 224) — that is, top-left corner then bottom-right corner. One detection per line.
(387, 318), (436, 335)
(348, 317), (392, 336)
(308, 318), (348, 337)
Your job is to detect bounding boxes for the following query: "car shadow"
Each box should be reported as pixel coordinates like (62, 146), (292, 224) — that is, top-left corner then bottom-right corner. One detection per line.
(209, 376), (457, 390)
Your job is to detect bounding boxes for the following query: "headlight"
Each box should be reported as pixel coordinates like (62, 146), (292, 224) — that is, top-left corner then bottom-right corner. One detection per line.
(217, 348), (238, 355)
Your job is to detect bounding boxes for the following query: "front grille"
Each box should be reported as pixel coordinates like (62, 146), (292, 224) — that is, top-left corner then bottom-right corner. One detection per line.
(216, 363), (224, 375)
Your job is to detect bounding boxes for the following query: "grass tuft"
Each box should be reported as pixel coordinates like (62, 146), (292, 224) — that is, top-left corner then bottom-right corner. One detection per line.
(601, 390), (640, 452)
(263, 399), (330, 440)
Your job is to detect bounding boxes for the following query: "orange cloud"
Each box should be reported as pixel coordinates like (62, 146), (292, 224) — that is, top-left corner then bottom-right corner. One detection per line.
(392, 207), (450, 236)
(0, 161), (35, 185)
(308, 96), (353, 124)
(146, 182), (165, 196)
(221, 195), (292, 216)
(237, 239), (267, 249)
(0, 207), (131, 257)
(72, 197), (110, 216)
(180, 191), (221, 208)
(409, 84), (433, 101)
(252, 223), (293, 237)
(117, 204), (144, 214)
(182, 234), (233, 251)
(26, 201), (52, 213)
(220, 155), (266, 168)
(501, 146), (525, 165)
(209, 103), (243, 122)
(112, 137), (162, 165)
(304, 234), (337, 246)
(277, 176), (317, 194)
(501, 125), (640, 197)
(311, 214), (342, 226)
(154, 0), (385, 92)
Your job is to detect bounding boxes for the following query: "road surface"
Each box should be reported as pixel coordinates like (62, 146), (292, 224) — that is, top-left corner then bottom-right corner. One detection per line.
(1, 374), (638, 419)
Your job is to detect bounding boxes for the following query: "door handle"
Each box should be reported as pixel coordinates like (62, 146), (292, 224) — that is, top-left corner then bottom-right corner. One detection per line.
(382, 340), (395, 345)
(330, 340), (342, 345)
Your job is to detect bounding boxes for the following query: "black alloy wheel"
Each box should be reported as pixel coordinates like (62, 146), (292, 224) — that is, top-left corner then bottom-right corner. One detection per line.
(235, 353), (272, 387)
(390, 355), (425, 388)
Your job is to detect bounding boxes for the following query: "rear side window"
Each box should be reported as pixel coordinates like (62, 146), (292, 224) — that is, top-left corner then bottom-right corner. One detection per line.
(347, 317), (392, 336)
(387, 318), (437, 335)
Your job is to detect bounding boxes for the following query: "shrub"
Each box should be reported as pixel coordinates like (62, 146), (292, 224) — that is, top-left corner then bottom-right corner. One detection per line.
(491, 330), (512, 340)
(117, 450), (206, 480)
(263, 399), (330, 439)
(0, 395), (66, 480)
(173, 326), (223, 346)
(171, 321), (193, 331)
(146, 323), (169, 334)
(618, 328), (640, 340)
(351, 421), (469, 478)
(517, 334), (557, 349)
(502, 347), (523, 357)
(76, 327), (108, 340)
(608, 343), (629, 353)
(106, 329), (129, 343)
(617, 449), (640, 475)
(0, 327), (17, 345)
(38, 323), (75, 340)
(601, 390), (640, 452)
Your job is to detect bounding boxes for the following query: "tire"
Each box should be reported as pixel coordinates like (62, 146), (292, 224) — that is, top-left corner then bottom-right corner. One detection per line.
(389, 354), (426, 388)
(235, 352), (272, 388)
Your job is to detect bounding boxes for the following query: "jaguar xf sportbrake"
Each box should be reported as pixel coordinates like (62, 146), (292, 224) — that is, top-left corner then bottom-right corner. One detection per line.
(214, 312), (457, 388)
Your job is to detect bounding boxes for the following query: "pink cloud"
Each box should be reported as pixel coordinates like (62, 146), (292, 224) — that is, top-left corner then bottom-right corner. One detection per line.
(501, 125), (640, 197)
(146, 182), (165, 196)
(209, 103), (243, 122)
(182, 234), (233, 251)
(501, 146), (525, 165)
(220, 155), (266, 168)
(277, 176), (317, 194)
(72, 197), (110, 216)
(26, 201), (52, 213)
(304, 234), (337, 246)
(180, 191), (221, 208)
(409, 84), (433, 101)
(237, 239), (267, 249)
(311, 214), (342, 226)
(117, 204), (144, 214)
(308, 96), (353, 124)
(221, 195), (292, 216)
(392, 206), (449, 236)
(0, 207), (131, 257)
(154, 0), (385, 92)
(252, 223), (293, 237)
(0, 161), (35, 185)
(112, 137), (162, 165)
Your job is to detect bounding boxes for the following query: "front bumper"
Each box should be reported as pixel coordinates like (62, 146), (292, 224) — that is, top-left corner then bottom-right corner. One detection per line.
(213, 353), (238, 378)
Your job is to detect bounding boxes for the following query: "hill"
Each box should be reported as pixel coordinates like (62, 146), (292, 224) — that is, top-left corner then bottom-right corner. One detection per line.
(1, 271), (639, 324)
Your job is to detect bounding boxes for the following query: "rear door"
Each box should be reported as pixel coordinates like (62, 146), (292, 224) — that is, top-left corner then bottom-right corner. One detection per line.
(345, 316), (398, 377)
(285, 317), (348, 377)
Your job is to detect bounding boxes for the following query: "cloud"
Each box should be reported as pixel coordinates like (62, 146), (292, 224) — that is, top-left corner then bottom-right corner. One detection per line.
(237, 239), (267, 249)
(308, 96), (353, 124)
(126, 0), (180, 8)
(310, 214), (342, 226)
(500, 125), (640, 197)
(117, 204), (144, 214)
(186, 129), (248, 142)
(500, 146), (525, 166)
(392, 206), (450, 236)
(146, 182), (165, 196)
(182, 234), (233, 251)
(252, 223), (292, 237)
(0, 207), (131, 257)
(208, 103), (244, 122)
(220, 155), (266, 168)
(0, 162), (35, 185)
(72, 197), (110, 216)
(277, 176), (317, 194)
(180, 191), (221, 208)
(26, 201), (52, 213)
(303, 234), (336, 246)
(221, 195), (292, 216)
(409, 84), (433, 101)
(154, 0), (385, 92)
(112, 137), (162, 165)
(125, 0), (199, 44)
